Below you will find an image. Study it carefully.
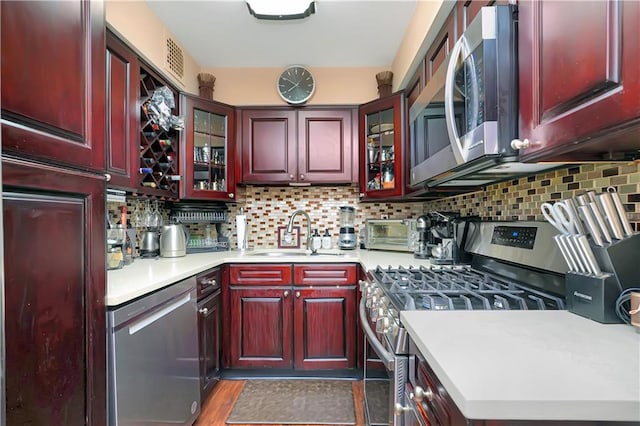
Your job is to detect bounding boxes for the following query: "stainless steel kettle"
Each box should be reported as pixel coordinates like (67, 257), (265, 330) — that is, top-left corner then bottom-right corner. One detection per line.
(159, 224), (188, 257)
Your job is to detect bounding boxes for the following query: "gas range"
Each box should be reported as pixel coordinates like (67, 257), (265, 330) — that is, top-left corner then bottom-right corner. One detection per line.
(370, 264), (566, 312)
(359, 221), (570, 426)
(362, 221), (569, 353)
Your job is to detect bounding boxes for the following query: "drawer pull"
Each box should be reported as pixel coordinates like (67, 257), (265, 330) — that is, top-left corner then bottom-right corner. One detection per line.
(284, 290), (289, 298)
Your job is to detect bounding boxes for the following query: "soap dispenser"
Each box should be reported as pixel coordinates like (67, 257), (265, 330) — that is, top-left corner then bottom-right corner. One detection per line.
(311, 229), (322, 251)
(322, 229), (332, 249)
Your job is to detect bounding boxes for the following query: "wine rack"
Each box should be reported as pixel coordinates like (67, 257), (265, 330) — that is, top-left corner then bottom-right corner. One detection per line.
(138, 63), (180, 198)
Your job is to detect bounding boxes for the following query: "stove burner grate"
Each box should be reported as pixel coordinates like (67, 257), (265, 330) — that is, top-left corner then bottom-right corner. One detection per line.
(372, 264), (565, 311)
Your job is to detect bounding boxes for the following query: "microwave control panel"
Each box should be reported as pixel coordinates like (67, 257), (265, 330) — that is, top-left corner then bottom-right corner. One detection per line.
(491, 226), (537, 249)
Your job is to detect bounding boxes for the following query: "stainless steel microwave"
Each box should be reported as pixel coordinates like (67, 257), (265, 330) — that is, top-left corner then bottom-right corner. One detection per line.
(409, 5), (557, 188)
(365, 219), (418, 252)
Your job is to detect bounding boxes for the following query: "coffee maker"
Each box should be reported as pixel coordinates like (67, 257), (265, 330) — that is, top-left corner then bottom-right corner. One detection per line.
(338, 206), (357, 249)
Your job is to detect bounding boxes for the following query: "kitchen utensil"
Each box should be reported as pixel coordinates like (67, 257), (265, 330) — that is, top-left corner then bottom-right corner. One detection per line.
(541, 201), (579, 234)
(564, 198), (586, 235)
(575, 234), (604, 277)
(577, 205), (604, 247)
(554, 235), (578, 272)
(588, 202), (612, 244)
(607, 187), (634, 237)
(596, 193), (625, 240)
(159, 224), (188, 257)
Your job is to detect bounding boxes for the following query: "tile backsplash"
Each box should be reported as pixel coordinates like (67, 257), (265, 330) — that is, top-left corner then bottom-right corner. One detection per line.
(421, 163), (640, 230)
(107, 162), (640, 251)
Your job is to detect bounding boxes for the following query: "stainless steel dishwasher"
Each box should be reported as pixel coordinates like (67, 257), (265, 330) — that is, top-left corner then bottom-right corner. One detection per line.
(108, 277), (200, 425)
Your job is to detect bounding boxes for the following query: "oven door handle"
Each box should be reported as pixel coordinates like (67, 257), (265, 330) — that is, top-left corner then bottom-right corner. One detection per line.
(359, 296), (395, 370)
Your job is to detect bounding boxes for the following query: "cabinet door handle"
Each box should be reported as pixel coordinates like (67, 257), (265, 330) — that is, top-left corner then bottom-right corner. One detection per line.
(289, 174), (294, 180)
(295, 291), (301, 298)
(229, 193), (235, 198)
(299, 174), (305, 180)
(284, 290), (289, 298)
(510, 138), (531, 150)
(199, 307), (208, 314)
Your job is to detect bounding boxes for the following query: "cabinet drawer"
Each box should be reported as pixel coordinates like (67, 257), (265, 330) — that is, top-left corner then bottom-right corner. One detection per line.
(293, 264), (357, 286)
(197, 266), (222, 299)
(230, 264), (292, 286)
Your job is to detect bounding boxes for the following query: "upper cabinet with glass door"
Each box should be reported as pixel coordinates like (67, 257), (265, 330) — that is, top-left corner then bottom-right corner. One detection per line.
(182, 94), (236, 201)
(359, 93), (405, 200)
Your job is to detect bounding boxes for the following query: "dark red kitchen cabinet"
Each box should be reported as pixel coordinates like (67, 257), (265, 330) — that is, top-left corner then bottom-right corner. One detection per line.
(229, 264), (292, 286)
(3, 157), (106, 425)
(293, 263), (357, 286)
(241, 109), (297, 183)
(359, 93), (406, 200)
(198, 290), (222, 401)
(240, 108), (356, 185)
(297, 109), (355, 184)
(182, 94), (236, 201)
(229, 287), (293, 368)
(293, 287), (356, 370)
(517, 0), (640, 162)
(106, 31), (139, 190)
(1, 0), (105, 171)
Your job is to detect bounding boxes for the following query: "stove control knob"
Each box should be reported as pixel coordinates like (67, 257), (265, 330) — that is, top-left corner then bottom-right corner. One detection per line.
(371, 307), (385, 321)
(393, 403), (412, 415)
(413, 386), (434, 403)
(358, 280), (368, 291)
(376, 316), (390, 333)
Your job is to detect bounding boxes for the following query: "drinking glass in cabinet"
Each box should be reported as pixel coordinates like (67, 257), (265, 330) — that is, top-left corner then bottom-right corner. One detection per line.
(194, 109), (210, 133)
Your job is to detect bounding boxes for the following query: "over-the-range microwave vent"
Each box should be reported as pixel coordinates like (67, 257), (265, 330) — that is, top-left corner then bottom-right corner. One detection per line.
(426, 155), (561, 187)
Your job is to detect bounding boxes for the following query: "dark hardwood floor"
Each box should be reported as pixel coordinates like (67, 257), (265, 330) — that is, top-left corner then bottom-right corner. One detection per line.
(195, 379), (366, 426)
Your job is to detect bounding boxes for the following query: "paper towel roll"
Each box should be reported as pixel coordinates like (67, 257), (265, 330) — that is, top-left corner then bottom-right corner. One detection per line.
(236, 213), (247, 250)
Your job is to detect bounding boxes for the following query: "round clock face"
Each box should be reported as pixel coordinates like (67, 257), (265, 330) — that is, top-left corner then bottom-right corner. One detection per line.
(277, 65), (315, 105)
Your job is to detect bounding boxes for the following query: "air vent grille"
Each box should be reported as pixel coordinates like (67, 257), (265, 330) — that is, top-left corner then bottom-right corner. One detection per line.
(165, 37), (184, 79)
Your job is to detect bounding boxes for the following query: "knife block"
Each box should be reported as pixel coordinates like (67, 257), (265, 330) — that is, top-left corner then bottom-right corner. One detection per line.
(589, 233), (640, 290)
(565, 272), (622, 324)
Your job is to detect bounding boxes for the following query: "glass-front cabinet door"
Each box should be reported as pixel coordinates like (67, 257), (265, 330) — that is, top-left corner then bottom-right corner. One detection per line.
(359, 93), (405, 200)
(182, 94), (235, 200)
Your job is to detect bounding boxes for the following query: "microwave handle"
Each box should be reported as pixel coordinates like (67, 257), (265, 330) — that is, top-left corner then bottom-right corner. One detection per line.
(444, 35), (467, 165)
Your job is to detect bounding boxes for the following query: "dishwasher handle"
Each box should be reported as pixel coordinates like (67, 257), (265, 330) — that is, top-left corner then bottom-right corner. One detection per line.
(128, 292), (192, 335)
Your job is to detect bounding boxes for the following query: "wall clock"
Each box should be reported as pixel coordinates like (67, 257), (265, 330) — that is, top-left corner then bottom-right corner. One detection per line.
(277, 65), (315, 105)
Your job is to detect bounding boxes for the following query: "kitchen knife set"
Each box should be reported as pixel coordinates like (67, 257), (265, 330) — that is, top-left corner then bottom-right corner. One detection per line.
(542, 187), (634, 277)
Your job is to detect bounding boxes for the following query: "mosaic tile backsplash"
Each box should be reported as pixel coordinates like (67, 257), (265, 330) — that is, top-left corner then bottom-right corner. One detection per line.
(108, 162), (640, 252)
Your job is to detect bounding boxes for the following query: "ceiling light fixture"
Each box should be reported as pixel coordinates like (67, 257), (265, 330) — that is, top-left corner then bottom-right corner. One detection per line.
(246, 0), (316, 20)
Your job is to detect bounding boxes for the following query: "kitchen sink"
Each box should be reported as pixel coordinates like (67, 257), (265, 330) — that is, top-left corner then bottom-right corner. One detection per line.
(244, 249), (345, 257)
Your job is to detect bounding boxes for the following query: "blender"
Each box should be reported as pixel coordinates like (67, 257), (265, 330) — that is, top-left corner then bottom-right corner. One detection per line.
(338, 206), (357, 249)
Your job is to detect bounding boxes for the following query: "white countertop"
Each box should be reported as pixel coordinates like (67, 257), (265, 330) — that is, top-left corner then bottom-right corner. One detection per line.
(107, 248), (429, 306)
(400, 310), (640, 422)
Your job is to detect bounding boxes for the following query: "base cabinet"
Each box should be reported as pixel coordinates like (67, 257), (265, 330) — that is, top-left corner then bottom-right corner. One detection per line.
(226, 264), (357, 371)
(3, 157), (106, 425)
(198, 290), (222, 400)
(294, 288), (356, 370)
(229, 287), (293, 368)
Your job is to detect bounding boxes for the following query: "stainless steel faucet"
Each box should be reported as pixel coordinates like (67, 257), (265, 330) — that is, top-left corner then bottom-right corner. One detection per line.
(286, 210), (315, 252)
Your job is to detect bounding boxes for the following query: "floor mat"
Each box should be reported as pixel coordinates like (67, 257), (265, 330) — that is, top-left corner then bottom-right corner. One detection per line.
(226, 379), (356, 425)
